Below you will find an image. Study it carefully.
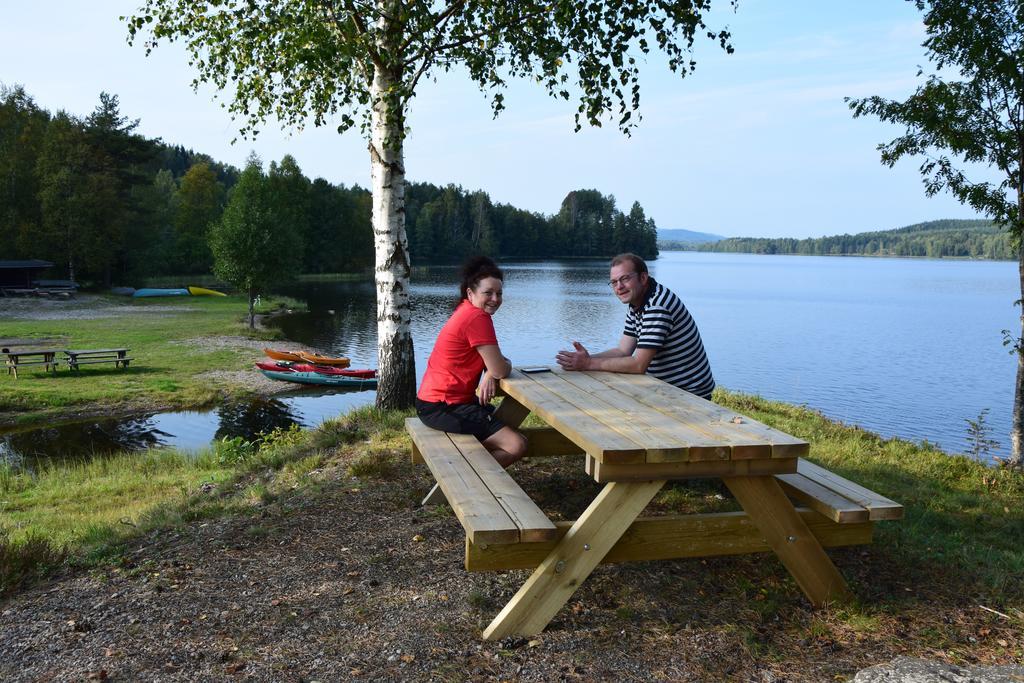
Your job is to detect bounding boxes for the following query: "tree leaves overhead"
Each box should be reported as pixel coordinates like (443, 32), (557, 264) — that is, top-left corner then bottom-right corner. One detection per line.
(847, 0), (1023, 237)
(126, 0), (735, 139)
(847, 0), (1024, 465)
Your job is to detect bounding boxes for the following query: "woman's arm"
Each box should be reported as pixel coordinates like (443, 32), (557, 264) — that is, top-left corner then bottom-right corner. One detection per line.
(476, 344), (511, 404)
(477, 344), (511, 378)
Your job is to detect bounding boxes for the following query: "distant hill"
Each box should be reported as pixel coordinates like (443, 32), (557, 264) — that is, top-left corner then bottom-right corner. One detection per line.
(657, 228), (725, 244)
(682, 219), (1012, 260)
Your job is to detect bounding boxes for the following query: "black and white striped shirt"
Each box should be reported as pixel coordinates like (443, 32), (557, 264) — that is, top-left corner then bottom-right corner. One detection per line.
(624, 278), (715, 399)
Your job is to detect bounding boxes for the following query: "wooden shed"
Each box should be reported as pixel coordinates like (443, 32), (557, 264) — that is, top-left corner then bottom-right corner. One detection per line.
(0, 260), (54, 289)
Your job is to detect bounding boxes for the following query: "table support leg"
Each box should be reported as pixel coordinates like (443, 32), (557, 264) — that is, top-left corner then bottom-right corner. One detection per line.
(493, 395), (530, 429)
(482, 479), (664, 641)
(724, 476), (851, 606)
(421, 482), (445, 506)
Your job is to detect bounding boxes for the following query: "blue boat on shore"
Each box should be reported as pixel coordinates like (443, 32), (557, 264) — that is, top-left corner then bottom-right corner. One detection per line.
(132, 286), (226, 298)
(132, 288), (190, 298)
(260, 368), (378, 389)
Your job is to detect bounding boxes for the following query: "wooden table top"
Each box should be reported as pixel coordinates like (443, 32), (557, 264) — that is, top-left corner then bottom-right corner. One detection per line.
(64, 348), (128, 356)
(3, 349), (59, 358)
(499, 368), (808, 468)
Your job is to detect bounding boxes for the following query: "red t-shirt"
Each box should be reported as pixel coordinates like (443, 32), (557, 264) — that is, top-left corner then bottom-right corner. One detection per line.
(418, 300), (498, 404)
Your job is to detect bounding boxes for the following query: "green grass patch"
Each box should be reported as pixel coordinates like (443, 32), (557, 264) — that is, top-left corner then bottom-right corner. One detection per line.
(714, 389), (1024, 602)
(0, 294), (295, 425)
(0, 421), (324, 597)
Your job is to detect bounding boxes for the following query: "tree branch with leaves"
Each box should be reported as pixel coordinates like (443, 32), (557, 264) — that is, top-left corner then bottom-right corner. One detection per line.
(127, 0), (735, 409)
(848, 0), (1024, 466)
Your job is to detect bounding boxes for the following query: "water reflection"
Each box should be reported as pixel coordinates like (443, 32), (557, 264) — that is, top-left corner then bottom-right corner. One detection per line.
(1, 415), (169, 469)
(0, 388), (376, 469)
(214, 397), (301, 441)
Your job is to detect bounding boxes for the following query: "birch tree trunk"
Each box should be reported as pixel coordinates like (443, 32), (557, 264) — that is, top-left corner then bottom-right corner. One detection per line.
(369, 63), (416, 409)
(1013, 189), (1024, 467)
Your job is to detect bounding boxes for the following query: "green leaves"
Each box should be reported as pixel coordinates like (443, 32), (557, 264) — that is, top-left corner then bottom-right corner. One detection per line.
(848, 0), (1023, 239)
(126, 0), (736, 140)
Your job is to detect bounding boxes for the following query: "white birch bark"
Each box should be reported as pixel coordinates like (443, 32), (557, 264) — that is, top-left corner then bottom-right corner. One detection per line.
(1012, 186), (1024, 466)
(369, 59), (416, 409)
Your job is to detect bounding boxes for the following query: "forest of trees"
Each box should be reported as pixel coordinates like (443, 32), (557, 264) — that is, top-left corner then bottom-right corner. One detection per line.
(666, 219), (1012, 260)
(0, 85), (658, 287)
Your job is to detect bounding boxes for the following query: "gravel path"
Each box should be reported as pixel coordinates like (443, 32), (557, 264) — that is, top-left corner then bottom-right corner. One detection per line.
(0, 294), (194, 321)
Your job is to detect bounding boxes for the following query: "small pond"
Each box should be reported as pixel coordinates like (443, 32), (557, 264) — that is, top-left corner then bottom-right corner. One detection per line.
(0, 388), (376, 470)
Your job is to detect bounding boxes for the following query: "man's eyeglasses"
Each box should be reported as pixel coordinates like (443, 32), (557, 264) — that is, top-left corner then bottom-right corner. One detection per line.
(608, 272), (638, 289)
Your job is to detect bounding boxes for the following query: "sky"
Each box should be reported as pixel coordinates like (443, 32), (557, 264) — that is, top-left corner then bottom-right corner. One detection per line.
(0, 1), (990, 239)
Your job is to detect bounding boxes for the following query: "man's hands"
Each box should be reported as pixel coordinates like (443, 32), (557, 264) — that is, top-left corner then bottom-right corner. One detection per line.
(555, 341), (591, 371)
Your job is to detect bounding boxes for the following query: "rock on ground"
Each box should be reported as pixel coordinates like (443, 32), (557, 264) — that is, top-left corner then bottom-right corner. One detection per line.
(854, 656), (1024, 682)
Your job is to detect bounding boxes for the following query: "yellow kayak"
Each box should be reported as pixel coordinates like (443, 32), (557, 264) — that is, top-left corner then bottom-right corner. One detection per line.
(263, 348), (305, 362)
(297, 351), (351, 367)
(188, 285), (227, 297)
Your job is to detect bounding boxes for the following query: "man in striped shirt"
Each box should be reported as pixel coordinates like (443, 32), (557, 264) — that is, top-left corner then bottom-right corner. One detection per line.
(555, 253), (715, 400)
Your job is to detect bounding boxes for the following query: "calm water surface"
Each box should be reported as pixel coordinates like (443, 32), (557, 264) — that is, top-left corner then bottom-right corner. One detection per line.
(2, 252), (1016, 463)
(278, 251), (1018, 460)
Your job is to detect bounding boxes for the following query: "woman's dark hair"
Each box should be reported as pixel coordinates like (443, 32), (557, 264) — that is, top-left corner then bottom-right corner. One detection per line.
(458, 255), (503, 302)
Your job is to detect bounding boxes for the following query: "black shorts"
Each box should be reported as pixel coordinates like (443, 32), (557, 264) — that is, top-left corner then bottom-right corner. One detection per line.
(415, 398), (506, 440)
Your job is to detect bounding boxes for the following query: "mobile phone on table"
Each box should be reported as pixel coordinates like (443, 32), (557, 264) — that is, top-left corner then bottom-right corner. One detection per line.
(520, 366), (551, 373)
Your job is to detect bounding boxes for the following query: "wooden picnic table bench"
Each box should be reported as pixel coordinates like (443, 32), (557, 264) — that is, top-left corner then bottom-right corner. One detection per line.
(407, 418), (557, 545)
(63, 348), (133, 371)
(407, 367), (903, 641)
(2, 347), (61, 378)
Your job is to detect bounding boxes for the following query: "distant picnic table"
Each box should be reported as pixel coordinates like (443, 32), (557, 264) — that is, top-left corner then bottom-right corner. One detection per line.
(63, 348), (132, 371)
(2, 347), (60, 378)
(2, 347), (134, 377)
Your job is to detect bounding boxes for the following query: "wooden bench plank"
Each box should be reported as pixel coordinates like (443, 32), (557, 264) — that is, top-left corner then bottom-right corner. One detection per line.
(446, 432), (557, 543)
(407, 420), (520, 545)
(64, 348), (128, 355)
(406, 418), (556, 545)
(466, 509), (874, 571)
(789, 459), (904, 521)
(776, 471), (868, 523)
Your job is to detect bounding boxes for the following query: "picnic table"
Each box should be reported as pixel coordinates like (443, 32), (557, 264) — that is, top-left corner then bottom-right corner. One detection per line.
(408, 367), (903, 640)
(63, 348), (133, 371)
(2, 347), (60, 378)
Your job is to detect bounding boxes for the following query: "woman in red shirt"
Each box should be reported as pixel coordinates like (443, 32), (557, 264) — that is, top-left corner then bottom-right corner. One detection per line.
(416, 256), (527, 467)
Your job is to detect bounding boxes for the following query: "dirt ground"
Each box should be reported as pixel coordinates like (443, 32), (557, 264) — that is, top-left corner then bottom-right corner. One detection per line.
(0, 293), (194, 322)
(2, 442), (1022, 683)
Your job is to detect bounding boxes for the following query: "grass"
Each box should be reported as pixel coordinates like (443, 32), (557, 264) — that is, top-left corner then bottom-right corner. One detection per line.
(0, 420), (328, 595)
(0, 294), (293, 425)
(714, 390), (1024, 601)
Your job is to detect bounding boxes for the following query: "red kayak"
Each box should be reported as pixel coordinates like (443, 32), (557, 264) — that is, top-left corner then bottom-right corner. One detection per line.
(255, 361), (293, 372)
(290, 363), (376, 379)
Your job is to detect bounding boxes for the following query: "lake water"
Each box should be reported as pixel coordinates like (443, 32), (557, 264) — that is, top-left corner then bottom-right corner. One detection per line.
(1, 252), (1017, 464)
